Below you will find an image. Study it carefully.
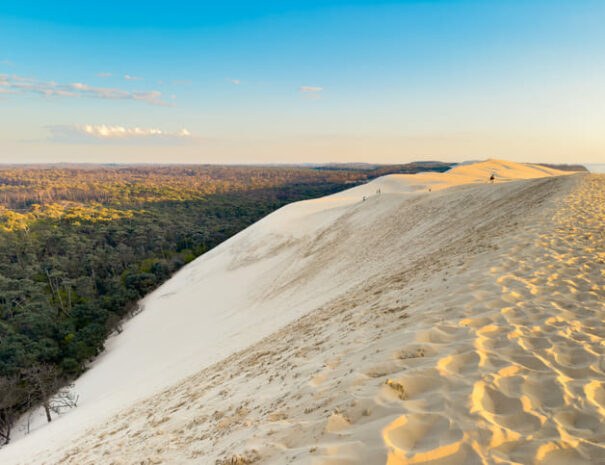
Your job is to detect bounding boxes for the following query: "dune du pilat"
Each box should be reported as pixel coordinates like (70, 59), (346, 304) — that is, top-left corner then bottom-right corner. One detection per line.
(0, 160), (603, 465)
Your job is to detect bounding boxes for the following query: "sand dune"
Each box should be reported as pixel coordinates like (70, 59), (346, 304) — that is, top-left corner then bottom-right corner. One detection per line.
(1, 160), (602, 465)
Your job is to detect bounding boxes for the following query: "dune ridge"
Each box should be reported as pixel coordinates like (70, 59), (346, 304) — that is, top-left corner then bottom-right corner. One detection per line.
(1, 162), (602, 465)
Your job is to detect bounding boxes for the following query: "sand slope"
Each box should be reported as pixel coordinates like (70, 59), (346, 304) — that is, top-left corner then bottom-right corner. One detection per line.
(2, 160), (602, 465)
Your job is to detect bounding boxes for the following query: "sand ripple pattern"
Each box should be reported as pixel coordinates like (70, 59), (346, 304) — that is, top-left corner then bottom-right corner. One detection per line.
(381, 175), (605, 465)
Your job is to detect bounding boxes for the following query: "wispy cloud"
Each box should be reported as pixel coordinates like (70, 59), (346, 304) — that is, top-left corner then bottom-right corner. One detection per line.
(97, 72), (112, 77)
(299, 85), (323, 100)
(0, 74), (175, 106)
(226, 78), (240, 85)
(0, 60), (14, 66)
(299, 86), (323, 92)
(11, 75), (35, 82)
(46, 124), (201, 145)
(124, 74), (143, 80)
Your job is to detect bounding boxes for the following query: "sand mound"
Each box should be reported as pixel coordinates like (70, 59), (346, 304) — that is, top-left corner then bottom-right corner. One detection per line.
(2, 161), (601, 465)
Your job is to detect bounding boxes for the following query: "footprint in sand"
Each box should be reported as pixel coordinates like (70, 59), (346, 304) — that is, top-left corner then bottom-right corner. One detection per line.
(375, 369), (447, 413)
(471, 381), (542, 435)
(436, 350), (480, 376)
(381, 413), (479, 465)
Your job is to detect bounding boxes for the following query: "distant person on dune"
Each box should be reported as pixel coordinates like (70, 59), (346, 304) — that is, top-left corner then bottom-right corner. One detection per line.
(490, 174), (495, 183)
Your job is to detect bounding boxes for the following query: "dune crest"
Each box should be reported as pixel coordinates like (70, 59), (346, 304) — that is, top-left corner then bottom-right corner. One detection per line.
(1, 161), (602, 465)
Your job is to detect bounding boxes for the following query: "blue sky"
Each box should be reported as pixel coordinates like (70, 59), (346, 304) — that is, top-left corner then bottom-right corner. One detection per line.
(1, 1), (604, 164)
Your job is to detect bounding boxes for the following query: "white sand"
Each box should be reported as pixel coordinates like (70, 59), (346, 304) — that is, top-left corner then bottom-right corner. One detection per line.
(2, 160), (603, 465)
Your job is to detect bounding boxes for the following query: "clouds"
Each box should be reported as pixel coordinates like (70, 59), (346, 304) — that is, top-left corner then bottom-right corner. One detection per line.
(46, 124), (200, 145)
(1, 71), (322, 107)
(299, 85), (323, 100)
(299, 86), (323, 93)
(0, 74), (175, 106)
